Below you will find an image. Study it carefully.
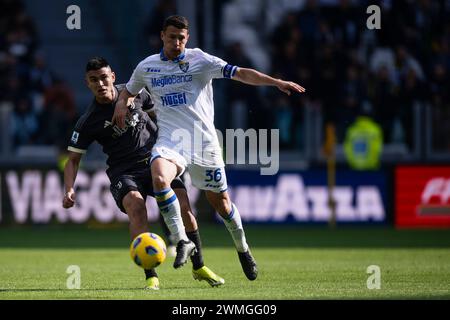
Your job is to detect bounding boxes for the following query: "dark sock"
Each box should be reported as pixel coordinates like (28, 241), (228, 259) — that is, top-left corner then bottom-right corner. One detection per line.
(144, 268), (158, 279)
(187, 230), (204, 270)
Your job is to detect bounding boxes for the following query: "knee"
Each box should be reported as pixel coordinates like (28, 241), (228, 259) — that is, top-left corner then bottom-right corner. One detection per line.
(151, 159), (177, 191)
(152, 173), (171, 191)
(123, 193), (147, 222)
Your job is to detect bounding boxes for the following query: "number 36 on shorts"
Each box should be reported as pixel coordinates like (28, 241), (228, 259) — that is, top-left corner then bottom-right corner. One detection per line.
(205, 168), (222, 182)
(187, 165), (228, 192)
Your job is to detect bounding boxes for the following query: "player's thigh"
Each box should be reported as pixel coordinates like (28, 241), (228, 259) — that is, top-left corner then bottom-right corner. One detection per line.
(151, 157), (182, 187)
(110, 175), (145, 214)
(151, 146), (186, 178)
(188, 164), (228, 193)
(138, 163), (187, 200)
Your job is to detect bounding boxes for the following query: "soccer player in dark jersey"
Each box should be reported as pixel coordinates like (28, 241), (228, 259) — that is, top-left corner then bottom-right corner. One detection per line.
(62, 57), (224, 290)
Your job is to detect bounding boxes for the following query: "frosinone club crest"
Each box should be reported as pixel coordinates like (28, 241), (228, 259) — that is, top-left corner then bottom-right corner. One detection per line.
(179, 61), (189, 73)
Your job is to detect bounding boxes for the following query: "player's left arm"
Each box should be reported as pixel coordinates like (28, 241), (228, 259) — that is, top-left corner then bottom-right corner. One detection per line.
(233, 67), (306, 96)
(63, 151), (82, 209)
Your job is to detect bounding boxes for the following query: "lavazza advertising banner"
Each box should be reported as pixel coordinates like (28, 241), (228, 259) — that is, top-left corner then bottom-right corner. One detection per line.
(0, 168), (387, 225)
(396, 166), (450, 228)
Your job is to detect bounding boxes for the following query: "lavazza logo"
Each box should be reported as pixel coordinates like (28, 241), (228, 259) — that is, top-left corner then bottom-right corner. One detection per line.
(227, 174), (385, 222)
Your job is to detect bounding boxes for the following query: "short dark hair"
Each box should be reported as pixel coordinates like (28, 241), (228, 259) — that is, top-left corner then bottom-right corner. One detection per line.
(85, 57), (110, 73)
(163, 15), (189, 31)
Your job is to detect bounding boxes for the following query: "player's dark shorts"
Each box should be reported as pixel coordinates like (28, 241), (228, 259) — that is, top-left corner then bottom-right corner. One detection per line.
(109, 158), (185, 214)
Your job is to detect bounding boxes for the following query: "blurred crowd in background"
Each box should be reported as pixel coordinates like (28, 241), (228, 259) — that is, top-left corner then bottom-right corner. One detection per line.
(219, 0), (450, 151)
(0, 0), (77, 151)
(1, 0), (449, 158)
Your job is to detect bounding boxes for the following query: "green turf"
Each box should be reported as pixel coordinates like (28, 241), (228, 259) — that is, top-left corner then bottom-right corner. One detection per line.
(0, 225), (449, 299)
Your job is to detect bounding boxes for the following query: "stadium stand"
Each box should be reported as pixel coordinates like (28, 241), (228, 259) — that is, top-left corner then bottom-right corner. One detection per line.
(0, 0), (449, 165)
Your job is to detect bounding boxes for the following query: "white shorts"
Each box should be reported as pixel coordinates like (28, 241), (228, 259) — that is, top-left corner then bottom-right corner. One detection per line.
(151, 146), (187, 174)
(187, 164), (228, 193)
(151, 146), (228, 193)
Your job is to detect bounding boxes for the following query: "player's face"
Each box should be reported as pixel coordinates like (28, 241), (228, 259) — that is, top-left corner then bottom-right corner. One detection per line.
(85, 67), (116, 103)
(161, 26), (189, 60)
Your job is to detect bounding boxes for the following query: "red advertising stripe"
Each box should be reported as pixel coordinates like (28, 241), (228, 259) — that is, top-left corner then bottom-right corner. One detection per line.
(396, 166), (450, 228)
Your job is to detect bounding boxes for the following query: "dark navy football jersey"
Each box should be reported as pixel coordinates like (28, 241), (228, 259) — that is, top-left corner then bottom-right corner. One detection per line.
(68, 84), (158, 178)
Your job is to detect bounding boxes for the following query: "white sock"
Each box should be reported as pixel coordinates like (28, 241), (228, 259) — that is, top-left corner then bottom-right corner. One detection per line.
(221, 203), (249, 253)
(155, 188), (188, 243)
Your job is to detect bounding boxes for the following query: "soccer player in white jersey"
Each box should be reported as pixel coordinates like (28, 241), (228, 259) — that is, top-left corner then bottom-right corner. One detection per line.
(112, 15), (306, 281)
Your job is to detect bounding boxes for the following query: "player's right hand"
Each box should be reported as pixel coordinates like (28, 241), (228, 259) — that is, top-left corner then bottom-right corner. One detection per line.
(63, 190), (76, 208)
(112, 102), (130, 129)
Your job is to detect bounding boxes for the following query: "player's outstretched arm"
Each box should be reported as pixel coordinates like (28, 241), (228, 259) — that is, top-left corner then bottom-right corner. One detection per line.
(62, 151), (82, 209)
(233, 67), (306, 96)
(112, 89), (137, 128)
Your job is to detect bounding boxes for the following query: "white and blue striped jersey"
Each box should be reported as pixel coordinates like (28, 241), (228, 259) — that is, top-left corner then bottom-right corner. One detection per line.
(126, 48), (238, 166)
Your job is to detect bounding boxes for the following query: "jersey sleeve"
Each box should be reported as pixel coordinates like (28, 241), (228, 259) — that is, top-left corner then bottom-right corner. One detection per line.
(67, 117), (95, 154)
(126, 61), (147, 95)
(201, 49), (238, 80)
(140, 87), (155, 113)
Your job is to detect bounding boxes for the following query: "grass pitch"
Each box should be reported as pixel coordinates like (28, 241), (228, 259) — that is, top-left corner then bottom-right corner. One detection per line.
(0, 225), (449, 299)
